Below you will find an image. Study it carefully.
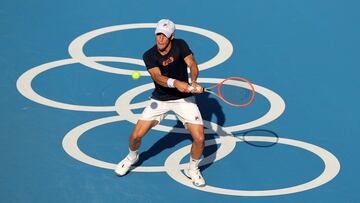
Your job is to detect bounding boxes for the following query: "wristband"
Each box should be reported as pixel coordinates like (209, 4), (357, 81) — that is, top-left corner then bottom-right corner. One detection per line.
(167, 78), (176, 88)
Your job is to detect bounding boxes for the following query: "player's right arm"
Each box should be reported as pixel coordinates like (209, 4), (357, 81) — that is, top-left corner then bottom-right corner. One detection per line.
(147, 67), (191, 93)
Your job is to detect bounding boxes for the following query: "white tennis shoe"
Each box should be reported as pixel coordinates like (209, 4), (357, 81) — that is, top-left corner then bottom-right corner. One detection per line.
(184, 167), (206, 187)
(115, 155), (139, 176)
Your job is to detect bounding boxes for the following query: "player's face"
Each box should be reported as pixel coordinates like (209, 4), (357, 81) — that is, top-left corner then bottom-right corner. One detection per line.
(156, 33), (171, 51)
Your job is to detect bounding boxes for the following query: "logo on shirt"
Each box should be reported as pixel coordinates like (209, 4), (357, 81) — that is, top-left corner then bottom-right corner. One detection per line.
(162, 56), (174, 67)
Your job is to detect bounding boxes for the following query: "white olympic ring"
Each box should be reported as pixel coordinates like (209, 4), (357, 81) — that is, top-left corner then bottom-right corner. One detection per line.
(68, 23), (233, 76)
(164, 136), (340, 196)
(115, 79), (286, 134)
(15, 23), (340, 197)
(16, 57), (137, 112)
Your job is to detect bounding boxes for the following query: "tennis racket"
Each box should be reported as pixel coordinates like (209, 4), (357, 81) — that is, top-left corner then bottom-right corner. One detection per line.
(190, 77), (256, 107)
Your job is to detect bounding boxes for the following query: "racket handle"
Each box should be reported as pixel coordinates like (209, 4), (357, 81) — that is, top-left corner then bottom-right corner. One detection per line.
(188, 86), (203, 92)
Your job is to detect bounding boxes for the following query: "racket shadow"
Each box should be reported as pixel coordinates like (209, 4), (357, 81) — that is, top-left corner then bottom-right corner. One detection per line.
(230, 129), (280, 148)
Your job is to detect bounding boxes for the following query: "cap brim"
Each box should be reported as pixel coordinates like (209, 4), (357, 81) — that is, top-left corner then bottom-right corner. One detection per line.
(155, 28), (172, 38)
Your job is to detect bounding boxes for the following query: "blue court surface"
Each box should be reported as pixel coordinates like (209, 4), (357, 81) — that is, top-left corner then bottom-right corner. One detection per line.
(1, 0), (360, 202)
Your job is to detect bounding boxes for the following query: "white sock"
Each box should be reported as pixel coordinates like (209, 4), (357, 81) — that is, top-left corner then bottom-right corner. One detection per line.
(128, 148), (138, 160)
(189, 157), (200, 170)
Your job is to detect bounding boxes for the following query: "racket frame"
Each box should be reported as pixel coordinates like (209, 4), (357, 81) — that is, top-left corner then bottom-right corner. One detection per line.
(203, 77), (256, 107)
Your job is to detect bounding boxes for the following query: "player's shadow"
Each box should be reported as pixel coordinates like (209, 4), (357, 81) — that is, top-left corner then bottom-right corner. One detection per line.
(134, 92), (225, 172)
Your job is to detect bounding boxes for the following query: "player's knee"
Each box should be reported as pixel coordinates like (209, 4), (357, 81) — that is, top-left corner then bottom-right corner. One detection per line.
(131, 130), (144, 141)
(193, 134), (205, 145)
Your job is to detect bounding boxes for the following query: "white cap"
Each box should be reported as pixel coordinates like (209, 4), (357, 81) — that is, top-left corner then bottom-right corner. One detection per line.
(155, 19), (175, 38)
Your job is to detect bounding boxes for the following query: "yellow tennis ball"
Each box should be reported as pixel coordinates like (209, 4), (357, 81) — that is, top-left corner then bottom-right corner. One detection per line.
(132, 71), (140, 80)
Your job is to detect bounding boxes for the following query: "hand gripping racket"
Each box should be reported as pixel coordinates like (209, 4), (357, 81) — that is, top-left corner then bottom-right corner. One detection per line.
(190, 77), (256, 107)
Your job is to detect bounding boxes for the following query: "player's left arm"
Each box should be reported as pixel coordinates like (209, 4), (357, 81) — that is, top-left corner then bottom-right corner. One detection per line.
(184, 54), (203, 93)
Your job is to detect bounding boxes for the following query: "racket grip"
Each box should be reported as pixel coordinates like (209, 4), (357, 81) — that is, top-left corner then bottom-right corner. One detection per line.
(188, 86), (203, 92)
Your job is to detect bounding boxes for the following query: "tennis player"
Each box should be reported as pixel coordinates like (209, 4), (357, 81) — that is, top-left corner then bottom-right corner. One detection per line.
(115, 19), (206, 187)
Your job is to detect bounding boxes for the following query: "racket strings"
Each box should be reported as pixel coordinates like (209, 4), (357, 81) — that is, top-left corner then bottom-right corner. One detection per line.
(218, 78), (254, 106)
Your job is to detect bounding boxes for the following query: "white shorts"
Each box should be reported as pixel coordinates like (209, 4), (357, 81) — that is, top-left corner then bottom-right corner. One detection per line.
(139, 96), (203, 126)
